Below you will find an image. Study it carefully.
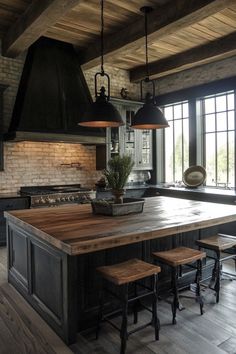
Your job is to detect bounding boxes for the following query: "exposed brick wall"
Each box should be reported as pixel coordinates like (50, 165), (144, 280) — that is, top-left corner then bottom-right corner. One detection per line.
(155, 56), (236, 95)
(84, 65), (140, 100)
(0, 142), (101, 193)
(0, 41), (25, 131)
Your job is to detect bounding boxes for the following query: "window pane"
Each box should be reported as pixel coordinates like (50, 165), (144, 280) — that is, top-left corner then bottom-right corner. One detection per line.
(204, 97), (215, 114)
(164, 106), (173, 120)
(183, 103), (189, 118)
(205, 133), (216, 186)
(216, 112), (227, 131)
(216, 95), (226, 112)
(228, 111), (234, 130)
(174, 104), (182, 119)
(205, 114), (215, 132)
(165, 120), (174, 182)
(217, 132), (227, 183)
(228, 93), (234, 110)
(183, 119), (189, 171)
(228, 131), (235, 187)
(163, 101), (189, 183)
(174, 120), (183, 181)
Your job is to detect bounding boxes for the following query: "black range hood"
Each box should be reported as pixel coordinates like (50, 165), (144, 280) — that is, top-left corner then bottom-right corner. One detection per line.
(5, 37), (105, 144)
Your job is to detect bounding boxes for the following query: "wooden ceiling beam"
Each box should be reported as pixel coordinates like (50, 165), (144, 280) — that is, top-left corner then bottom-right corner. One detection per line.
(80, 0), (236, 70)
(2, 0), (83, 57)
(130, 31), (236, 81)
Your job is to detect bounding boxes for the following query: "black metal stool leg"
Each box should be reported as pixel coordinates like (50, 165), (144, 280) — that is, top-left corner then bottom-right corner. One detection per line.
(151, 273), (160, 340)
(171, 267), (179, 325)
(133, 282), (138, 324)
(195, 260), (204, 315)
(96, 280), (104, 340)
(215, 250), (221, 303)
(120, 284), (129, 354)
(209, 259), (217, 289)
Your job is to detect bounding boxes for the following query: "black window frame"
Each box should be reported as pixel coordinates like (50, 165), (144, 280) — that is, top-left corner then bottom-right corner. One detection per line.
(154, 76), (236, 187)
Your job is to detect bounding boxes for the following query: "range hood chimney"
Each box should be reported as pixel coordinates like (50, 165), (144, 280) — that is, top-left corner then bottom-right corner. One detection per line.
(5, 37), (105, 144)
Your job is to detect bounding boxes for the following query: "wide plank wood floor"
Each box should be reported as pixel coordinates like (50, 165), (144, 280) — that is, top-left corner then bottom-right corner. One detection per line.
(1, 246), (236, 354)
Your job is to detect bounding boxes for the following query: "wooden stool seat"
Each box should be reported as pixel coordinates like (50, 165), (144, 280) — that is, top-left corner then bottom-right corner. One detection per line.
(196, 234), (236, 303)
(152, 247), (206, 324)
(196, 234), (236, 251)
(97, 258), (161, 285)
(152, 247), (206, 267)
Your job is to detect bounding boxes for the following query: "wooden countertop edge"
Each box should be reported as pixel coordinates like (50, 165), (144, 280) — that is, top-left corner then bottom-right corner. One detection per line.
(5, 210), (236, 256)
(68, 214), (236, 255)
(5, 212), (72, 255)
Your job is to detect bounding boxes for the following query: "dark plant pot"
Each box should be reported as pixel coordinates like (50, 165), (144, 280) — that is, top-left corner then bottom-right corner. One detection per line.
(91, 198), (145, 216)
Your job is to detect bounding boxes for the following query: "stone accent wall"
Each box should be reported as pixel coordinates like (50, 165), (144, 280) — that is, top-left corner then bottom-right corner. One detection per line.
(0, 141), (101, 193)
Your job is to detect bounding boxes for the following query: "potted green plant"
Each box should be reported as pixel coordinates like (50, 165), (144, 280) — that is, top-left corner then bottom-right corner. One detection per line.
(91, 155), (145, 216)
(104, 155), (134, 204)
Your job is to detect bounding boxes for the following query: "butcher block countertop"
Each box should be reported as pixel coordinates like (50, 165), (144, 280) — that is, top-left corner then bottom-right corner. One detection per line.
(4, 197), (236, 256)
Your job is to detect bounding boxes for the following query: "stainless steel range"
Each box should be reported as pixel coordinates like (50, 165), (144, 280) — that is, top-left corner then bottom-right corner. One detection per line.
(20, 184), (96, 208)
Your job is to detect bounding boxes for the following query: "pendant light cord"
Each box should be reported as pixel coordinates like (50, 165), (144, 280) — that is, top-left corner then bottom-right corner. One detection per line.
(144, 9), (149, 80)
(101, 0), (104, 75)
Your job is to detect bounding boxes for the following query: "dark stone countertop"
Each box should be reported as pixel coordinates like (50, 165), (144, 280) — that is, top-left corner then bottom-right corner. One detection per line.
(0, 193), (28, 199)
(153, 185), (236, 196)
(97, 184), (236, 195)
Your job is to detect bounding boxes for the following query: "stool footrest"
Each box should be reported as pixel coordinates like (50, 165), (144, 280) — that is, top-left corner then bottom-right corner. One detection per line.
(128, 321), (153, 336)
(103, 318), (120, 332)
(128, 291), (154, 303)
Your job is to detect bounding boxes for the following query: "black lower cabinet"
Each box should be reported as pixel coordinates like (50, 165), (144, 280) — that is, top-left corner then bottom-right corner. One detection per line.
(8, 224), (77, 343)
(0, 197), (29, 246)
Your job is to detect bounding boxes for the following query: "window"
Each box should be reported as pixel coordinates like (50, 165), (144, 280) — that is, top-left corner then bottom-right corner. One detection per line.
(200, 91), (235, 187)
(163, 101), (189, 183)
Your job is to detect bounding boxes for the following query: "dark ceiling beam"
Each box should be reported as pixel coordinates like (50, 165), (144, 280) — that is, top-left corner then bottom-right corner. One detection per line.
(2, 0), (83, 57)
(130, 31), (236, 82)
(81, 0), (235, 70)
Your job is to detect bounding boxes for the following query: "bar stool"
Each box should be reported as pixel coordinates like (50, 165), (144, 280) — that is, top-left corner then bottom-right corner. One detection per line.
(96, 258), (161, 354)
(196, 233), (236, 303)
(152, 247), (206, 325)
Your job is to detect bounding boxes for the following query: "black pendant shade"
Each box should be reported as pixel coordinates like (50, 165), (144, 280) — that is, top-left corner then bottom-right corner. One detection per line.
(79, 86), (123, 128)
(131, 6), (169, 130)
(131, 98), (169, 130)
(78, 0), (123, 128)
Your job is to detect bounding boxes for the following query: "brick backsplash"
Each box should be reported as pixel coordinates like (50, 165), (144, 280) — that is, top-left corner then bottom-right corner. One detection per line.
(0, 142), (101, 193)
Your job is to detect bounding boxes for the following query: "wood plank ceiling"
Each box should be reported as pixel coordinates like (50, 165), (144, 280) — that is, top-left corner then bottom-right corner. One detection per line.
(0, 0), (236, 80)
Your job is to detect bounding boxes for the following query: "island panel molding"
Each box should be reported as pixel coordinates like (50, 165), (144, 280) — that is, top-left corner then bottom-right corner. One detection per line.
(5, 197), (236, 255)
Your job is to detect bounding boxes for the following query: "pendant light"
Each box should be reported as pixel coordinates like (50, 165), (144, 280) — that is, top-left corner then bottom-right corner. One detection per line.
(131, 7), (169, 130)
(78, 0), (124, 128)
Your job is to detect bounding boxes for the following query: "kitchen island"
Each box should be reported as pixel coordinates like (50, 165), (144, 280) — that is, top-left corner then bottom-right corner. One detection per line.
(4, 196), (236, 344)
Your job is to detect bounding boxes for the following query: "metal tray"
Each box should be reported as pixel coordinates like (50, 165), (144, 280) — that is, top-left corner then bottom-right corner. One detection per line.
(91, 198), (145, 216)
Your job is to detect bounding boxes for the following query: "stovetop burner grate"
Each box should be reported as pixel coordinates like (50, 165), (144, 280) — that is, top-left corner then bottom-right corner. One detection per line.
(20, 184), (96, 207)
